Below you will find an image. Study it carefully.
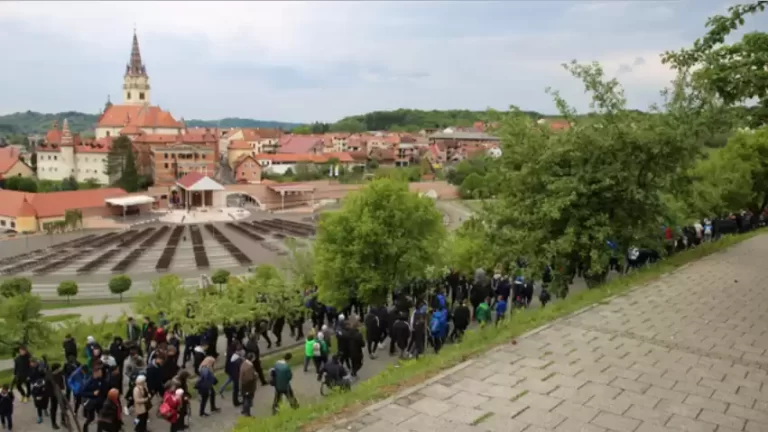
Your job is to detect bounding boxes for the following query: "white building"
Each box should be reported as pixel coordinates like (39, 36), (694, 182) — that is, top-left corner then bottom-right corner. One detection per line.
(36, 120), (111, 184)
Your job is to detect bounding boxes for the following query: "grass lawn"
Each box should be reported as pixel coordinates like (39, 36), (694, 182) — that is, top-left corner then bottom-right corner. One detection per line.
(235, 229), (766, 432)
(41, 298), (128, 310)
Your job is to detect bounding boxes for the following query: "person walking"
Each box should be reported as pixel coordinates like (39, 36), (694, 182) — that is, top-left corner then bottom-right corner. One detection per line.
(0, 385), (13, 431)
(195, 357), (219, 417)
(238, 353), (257, 417)
(96, 389), (123, 432)
(270, 353), (298, 415)
(13, 346), (31, 403)
(132, 376), (150, 432)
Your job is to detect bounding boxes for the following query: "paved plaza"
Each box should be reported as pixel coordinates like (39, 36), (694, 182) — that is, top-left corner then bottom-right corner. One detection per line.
(323, 235), (768, 432)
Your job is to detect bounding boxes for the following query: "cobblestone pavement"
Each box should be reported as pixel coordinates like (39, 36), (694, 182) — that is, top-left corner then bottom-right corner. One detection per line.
(323, 235), (768, 432)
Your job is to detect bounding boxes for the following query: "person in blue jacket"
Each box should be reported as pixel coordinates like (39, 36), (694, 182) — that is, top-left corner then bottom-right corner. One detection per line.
(81, 365), (107, 432)
(429, 309), (449, 354)
(495, 295), (508, 325)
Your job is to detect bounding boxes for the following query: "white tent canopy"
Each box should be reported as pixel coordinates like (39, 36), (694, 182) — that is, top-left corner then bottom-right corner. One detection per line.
(105, 195), (156, 207)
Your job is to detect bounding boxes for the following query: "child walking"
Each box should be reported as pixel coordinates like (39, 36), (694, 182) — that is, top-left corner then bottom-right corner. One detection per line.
(0, 384), (14, 431)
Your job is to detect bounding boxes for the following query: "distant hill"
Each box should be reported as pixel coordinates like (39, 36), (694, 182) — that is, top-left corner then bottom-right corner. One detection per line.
(0, 111), (304, 138)
(185, 117), (302, 130)
(325, 108), (545, 133)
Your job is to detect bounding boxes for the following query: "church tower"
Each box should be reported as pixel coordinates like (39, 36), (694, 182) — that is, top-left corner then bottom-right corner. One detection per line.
(123, 30), (151, 105)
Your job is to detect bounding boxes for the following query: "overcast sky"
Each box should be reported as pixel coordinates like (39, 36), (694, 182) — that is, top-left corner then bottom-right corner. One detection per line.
(0, 1), (763, 123)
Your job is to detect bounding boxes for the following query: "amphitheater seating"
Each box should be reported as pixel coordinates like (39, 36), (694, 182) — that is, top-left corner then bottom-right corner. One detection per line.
(204, 224), (252, 266)
(76, 228), (155, 274)
(258, 219), (312, 237)
(156, 226), (185, 271)
(248, 222), (272, 235)
(33, 230), (136, 275)
(225, 222), (265, 242)
(112, 226), (169, 273)
(189, 225), (210, 269)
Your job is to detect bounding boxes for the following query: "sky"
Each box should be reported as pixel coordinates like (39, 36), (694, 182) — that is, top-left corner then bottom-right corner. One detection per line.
(0, 0), (764, 123)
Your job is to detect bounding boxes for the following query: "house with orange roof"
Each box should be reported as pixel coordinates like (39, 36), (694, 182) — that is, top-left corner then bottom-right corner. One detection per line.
(0, 147), (34, 180)
(220, 128), (284, 158)
(0, 187), (145, 233)
(233, 154), (263, 184)
(254, 152), (354, 176)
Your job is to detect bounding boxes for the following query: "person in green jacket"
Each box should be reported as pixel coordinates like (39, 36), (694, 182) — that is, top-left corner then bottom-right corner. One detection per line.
(271, 353), (299, 415)
(475, 297), (492, 327)
(303, 334), (316, 373)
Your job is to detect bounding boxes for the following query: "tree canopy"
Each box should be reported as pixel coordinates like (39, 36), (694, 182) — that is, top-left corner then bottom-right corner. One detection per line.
(313, 178), (446, 307)
(481, 61), (708, 295)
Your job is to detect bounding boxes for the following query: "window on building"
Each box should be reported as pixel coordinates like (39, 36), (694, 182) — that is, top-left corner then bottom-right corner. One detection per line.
(54, 156), (57, 160)
(10, 221), (15, 228)
(164, 163), (168, 169)
(139, 92), (145, 100)
(127, 92), (132, 100)
(0, 220), (5, 226)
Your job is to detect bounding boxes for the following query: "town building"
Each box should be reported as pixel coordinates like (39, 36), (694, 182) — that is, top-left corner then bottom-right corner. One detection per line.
(37, 120), (113, 184)
(0, 147), (34, 180)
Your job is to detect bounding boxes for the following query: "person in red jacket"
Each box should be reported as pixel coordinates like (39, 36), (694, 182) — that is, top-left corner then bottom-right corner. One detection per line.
(161, 388), (184, 432)
(155, 327), (168, 345)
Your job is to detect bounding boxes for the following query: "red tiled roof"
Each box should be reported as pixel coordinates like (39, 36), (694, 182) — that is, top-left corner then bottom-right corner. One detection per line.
(176, 172), (206, 189)
(46, 128), (62, 145)
(234, 154), (260, 170)
(120, 124), (144, 135)
(98, 104), (183, 129)
(0, 188), (128, 218)
(278, 135), (323, 154)
(0, 147), (23, 174)
(229, 140), (251, 150)
(255, 152), (354, 163)
(76, 137), (112, 154)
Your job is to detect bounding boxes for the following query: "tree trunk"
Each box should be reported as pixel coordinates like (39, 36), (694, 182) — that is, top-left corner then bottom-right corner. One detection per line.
(119, 293), (123, 302)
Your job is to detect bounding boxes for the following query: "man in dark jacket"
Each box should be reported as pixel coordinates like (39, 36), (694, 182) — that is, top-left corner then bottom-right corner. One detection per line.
(62, 335), (77, 360)
(450, 299), (471, 342)
(347, 321), (364, 378)
(81, 366), (107, 432)
(272, 316), (286, 347)
(13, 346), (31, 402)
(363, 310), (380, 359)
(183, 332), (201, 369)
(270, 353), (298, 415)
(126, 317), (140, 344)
(391, 314), (412, 359)
(244, 333), (268, 386)
(336, 325), (351, 370)
(145, 354), (166, 398)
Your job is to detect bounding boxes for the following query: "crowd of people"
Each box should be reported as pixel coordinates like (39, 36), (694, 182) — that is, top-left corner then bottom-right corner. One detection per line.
(5, 215), (758, 431)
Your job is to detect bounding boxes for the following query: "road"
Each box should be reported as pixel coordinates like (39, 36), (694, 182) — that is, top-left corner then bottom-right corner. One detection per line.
(324, 234), (768, 432)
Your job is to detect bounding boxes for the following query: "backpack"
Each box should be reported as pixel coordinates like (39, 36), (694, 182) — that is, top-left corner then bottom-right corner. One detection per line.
(429, 314), (441, 336)
(67, 366), (90, 397)
(158, 400), (174, 421)
(30, 378), (46, 398)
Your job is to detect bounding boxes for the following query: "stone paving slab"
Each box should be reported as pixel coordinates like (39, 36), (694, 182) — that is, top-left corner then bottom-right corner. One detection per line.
(323, 235), (768, 432)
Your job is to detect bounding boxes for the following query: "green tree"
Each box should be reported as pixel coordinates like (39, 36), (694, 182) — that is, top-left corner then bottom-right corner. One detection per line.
(291, 125), (312, 135)
(693, 128), (768, 216)
(64, 209), (83, 231)
(484, 61), (705, 295)
(108, 274), (132, 301)
(211, 269), (231, 292)
(444, 217), (494, 276)
(283, 237), (315, 289)
(0, 294), (50, 349)
(314, 178), (446, 307)
(105, 135), (132, 178)
(459, 172), (485, 199)
(56, 280), (79, 303)
(4, 176), (38, 192)
(61, 176), (79, 191)
(0, 277), (32, 298)
(80, 178), (101, 189)
(662, 2), (768, 128)
(119, 149), (140, 192)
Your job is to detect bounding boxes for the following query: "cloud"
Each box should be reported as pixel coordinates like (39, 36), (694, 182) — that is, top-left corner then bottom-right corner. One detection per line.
(0, 0), (745, 122)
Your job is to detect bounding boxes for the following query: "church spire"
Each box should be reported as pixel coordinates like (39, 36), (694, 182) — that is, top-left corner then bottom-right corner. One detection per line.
(61, 119), (73, 146)
(125, 29), (147, 77)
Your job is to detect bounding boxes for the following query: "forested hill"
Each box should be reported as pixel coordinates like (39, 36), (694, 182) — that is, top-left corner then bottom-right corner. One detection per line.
(328, 109), (544, 133)
(0, 111), (303, 139)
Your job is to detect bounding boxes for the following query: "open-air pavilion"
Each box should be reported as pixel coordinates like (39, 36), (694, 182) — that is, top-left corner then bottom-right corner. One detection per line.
(175, 172), (225, 210)
(105, 195), (156, 218)
(268, 183), (316, 210)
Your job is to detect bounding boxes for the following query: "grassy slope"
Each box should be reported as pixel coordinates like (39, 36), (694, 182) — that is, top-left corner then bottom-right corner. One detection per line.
(235, 229), (765, 432)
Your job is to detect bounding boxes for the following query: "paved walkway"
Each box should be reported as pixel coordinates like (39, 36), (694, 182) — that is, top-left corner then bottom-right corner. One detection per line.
(321, 235), (768, 432)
